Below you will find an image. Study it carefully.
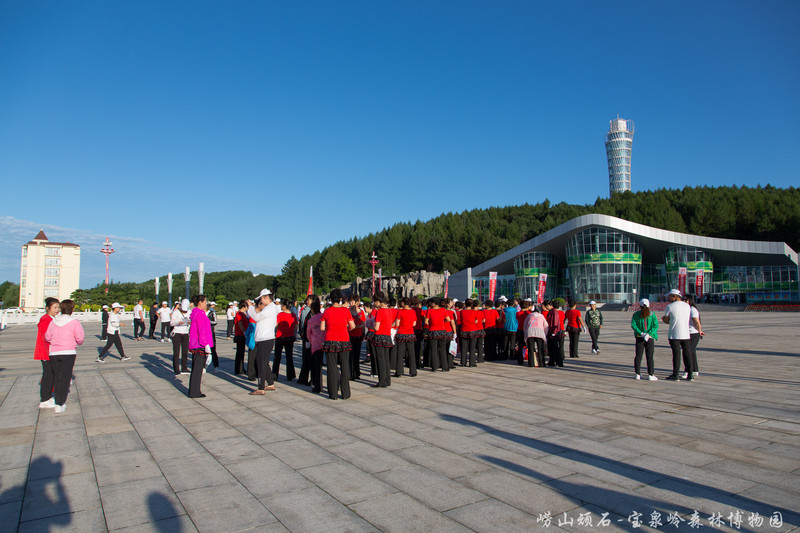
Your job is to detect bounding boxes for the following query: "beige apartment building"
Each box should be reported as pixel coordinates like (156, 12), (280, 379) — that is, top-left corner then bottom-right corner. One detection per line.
(19, 230), (81, 309)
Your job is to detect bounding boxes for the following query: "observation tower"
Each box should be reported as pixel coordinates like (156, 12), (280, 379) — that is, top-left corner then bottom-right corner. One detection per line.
(605, 117), (634, 194)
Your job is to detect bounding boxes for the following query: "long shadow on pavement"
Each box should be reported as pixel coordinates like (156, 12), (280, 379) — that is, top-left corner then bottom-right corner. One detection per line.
(441, 414), (797, 532)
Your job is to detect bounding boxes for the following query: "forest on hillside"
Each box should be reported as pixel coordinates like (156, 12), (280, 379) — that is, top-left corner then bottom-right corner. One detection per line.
(48, 185), (799, 308)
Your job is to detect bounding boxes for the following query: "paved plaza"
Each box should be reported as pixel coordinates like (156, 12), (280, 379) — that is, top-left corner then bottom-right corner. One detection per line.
(0, 311), (798, 532)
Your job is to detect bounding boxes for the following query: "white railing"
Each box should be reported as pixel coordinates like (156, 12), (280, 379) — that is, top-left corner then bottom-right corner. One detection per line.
(0, 310), (137, 328)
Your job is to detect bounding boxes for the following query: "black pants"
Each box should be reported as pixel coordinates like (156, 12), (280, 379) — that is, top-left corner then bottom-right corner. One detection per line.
(588, 327), (600, 351)
(161, 322), (170, 340)
(101, 323), (108, 340)
(172, 333), (189, 374)
(349, 337), (363, 379)
(446, 337), (455, 369)
(422, 337), (430, 369)
(484, 331), (496, 360)
(99, 333), (125, 360)
(40, 360), (55, 402)
(326, 350), (351, 399)
(547, 335), (564, 367)
(226, 320), (234, 338)
(502, 331), (516, 359)
(233, 336), (246, 374)
(460, 336), (477, 367)
(429, 338), (448, 371)
(374, 344), (392, 386)
(50, 354), (76, 406)
(209, 327), (218, 368)
(567, 327), (581, 358)
(298, 342), (312, 384)
(476, 333), (485, 363)
(149, 319), (157, 338)
(634, 337), (655, 376)
(273, 339), (296, 380)
(133, 318), (145, 338)
(247, 347), (257, 381)
(515, 331), (525, 363)
(368, 341), (378, 376)
(396, 340), (416, 376)
(389, 343), (399, 376)
(255, 340), (275, 389)
(189, 351), (206, 397)
(413, 332), (422, 369)
(311, 349), (323, 391)
(526, 337), (546, 367)
(687, 333), (700, 373)
(668, 338), (692, 378)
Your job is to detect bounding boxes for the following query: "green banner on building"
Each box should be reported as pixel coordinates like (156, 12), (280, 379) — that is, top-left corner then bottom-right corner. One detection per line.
(567, 253), (641, 266)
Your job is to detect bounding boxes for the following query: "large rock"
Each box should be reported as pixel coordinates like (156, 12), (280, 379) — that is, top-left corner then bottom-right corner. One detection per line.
(344, 270), (446, 300)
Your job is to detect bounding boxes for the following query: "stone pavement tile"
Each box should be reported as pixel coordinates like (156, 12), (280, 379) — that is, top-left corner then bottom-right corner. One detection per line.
(591, 422), (692, 446)
(158, 453), (236, 492)
(100, 476), (185, 531)
(263, 409), (317, 429)
(34, 411), (86, 432)
(201, 435), (267, 465)
(409, 428), (493, 454)
(260, 486), (374, 533)
(368, 413), (434, 434)
(376, 464), (487, 512)
(457, 469), (577, 516)
(111, 514), (199, 533)
(540, 451), (661, 491)
(84, 415), (134, 437)
(93, 449), (163, 487)
(267, 438), (339, 470)
(21, 471), (101, 522)
(0, 443), (34, 471)
(0, 426), (35, 447)
(0, 466), (27, 504)
(131, 417), (187, 439)
(28, 445), (94, 481)
(610, 436), (722, 466)
(730, 426), (800, 445)
(183, 419), (243, 442)
(540, 433), (642, 462)
(118, 397), (171, 422)
(89, 429), (147, 454)
(755, 442), (800, 460)
(0, 500), (22, 528)
(484, 406), (554, 426)
(470, 429), (564, 458)
(18, 507), (106, 533)
(348, 424), (425, 451)
(170, 407), (220, 425)
(226, 456), (313, 499)
(662, 424), (770, 449)
(706, 458), (800, 493)
(679, 439), (800, 471)
(470, 447), (575, 482)
(291, 423), (360, 447)
(298, 461), (396, 505)
(444, 498), (543, 532)
(396, 445), (492, 479)
(141, 434), (205, 462)
(351, 491), (472, 532)
(327, 440), (411, 474)
(312, 410), (374, 431)
(545, 503), (629, 533)
(177, 482), (277, 533)
(735, 484), (800, 522)
(624, 454), (758, 494)
(235, 421), (298, 445)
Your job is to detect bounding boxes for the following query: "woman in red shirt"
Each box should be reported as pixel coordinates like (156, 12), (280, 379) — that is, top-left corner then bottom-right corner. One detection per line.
(459, 299), (480, 367)
(564, 300), (585, 359)
(395, 297), (418, 377)
(371, 292), (394, 387)
(36, 297), (60, 408)
(273, 301), (298, 381)
(233, 301), (249, 375)
(321, 289), (355, 399)
(424, 298), (452, 372)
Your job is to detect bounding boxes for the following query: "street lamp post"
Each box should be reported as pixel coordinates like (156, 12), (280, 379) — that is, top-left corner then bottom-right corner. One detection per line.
(368, 251), (379, 297)
(100, 238), (115, 294)
(185, 267), (191, 301)
(155, 277), (160, 304)
(167, 273), (173, 308)
(198, 263), (205, 295)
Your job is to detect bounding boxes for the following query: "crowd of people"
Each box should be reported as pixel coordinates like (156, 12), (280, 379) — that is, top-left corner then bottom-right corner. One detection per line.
(33, 288), (704, 411)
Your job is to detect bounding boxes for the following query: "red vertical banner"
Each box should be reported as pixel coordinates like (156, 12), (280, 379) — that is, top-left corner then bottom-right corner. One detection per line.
(695, 270), (704, 298)
(444, 271), (450, 298)
(537, 274), (548, 304)
(307, 266), (313, 295)
(678, 267), (687, 295)
(488, 272), (497, 301)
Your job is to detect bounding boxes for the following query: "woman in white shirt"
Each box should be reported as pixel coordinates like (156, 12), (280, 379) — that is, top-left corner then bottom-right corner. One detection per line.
(96, 303), (130, 362)
(683, 295), (703, 379)
(171, 299), (191, 376)
(157, 302), (172, 342)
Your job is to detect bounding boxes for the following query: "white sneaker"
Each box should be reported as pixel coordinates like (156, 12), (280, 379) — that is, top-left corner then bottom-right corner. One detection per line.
(121, 356), (131, 361)
(635, 374), (641, 380)
(682, 372), (690, 379)
(54, 404), (66, 414)
(39, 398), (56, 409)
(180, 372), (189, 375)
(96, 357), (106, 363)
(160, 339), (166, 343)
(693, 372), (699, 377)
(202, 368), (206, 374)
(648, 375), (658, 381)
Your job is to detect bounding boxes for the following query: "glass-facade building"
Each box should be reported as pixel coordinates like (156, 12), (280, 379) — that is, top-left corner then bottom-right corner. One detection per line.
(513, 252), (558, 300)
(566, 228), (642, 303)
(605, 118), (634, 194)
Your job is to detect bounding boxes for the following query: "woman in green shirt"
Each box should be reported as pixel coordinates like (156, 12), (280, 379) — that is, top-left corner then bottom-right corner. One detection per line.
(631, 298), (659, 380)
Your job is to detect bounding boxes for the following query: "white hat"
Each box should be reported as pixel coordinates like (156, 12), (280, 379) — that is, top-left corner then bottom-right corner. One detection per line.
(259, 289), (272, 297)
(111, 302), (122, 309)
(524, 298), (533, 302)
(228, 302), (235, 306)
(181, 299), (190, 311)
(640, 298), (650, 307)
(499, 295), (508, 301)
(452, 298), (459, 302)
(210, 301), (216, 306)
(102, 304), (109, 309)
(162, 301), (168, 305)
(589, 301), (596, 306)
(275, 298), (281, 303)
(668, 289), (682, 296)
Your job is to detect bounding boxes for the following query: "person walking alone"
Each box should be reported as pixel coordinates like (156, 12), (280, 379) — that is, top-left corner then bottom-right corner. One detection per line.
(564, 301), (585, 358)
(133, 299), (146, 340)
(631, 298), (658, 380)
(97, 303), (130, 362)
(584, 301), (603, 354)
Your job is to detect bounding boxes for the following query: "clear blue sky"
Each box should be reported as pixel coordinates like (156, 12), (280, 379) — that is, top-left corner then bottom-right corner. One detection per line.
(1, 1), (798, 286)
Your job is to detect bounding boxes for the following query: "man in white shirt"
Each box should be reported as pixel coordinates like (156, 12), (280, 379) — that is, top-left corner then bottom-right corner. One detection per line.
(133, 299), (146, 340)
(157, 302), (172, 342)
(249, 289), (280, 394)
(662, 289), (692, 381)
